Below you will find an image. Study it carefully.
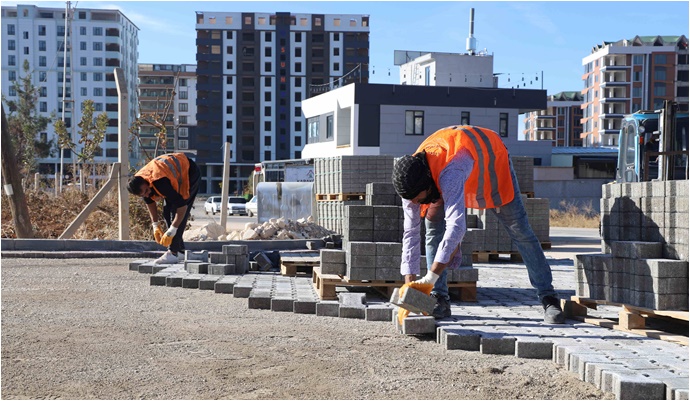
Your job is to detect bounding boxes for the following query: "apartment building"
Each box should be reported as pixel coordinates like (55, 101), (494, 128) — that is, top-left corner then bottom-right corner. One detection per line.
(1, 4), (139, 174)
(580, 35), (688, 147)
(524, 91), (584, 147)
(137, 64), (197, 161)
(194, 11), (370, 195)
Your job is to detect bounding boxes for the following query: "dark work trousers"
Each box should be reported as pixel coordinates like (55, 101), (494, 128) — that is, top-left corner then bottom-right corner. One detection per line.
(163, 162), (201, 255)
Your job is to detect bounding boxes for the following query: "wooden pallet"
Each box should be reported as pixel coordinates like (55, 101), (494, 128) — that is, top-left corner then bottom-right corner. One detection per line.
(564, 295), (689, 346)
(279, 251), (320, 277)
(311, 267), (477, 302)
(316, 193), (365, 201)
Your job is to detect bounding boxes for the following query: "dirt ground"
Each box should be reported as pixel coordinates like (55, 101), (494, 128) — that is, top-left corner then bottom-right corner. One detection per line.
(1, 258), (612, 400)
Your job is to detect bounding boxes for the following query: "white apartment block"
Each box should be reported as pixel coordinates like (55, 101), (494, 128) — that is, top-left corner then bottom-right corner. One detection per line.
(1, 4), (139, 174)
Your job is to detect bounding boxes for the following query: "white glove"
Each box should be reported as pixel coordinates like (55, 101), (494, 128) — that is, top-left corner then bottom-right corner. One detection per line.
(414, 270), (440, 286)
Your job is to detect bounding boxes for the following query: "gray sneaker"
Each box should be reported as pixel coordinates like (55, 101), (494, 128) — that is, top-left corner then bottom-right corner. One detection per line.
(431, 294), (452, 319)
(542, 296), (566, 324)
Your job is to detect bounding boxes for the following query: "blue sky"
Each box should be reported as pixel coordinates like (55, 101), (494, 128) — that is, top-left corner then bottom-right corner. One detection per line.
(11, 1), (689, 93)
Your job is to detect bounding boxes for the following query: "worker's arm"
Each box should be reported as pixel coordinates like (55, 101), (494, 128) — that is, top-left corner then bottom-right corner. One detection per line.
(170, 205), (187, 229)
(400, 198), (422, 284)
(146, 201), (159, 223)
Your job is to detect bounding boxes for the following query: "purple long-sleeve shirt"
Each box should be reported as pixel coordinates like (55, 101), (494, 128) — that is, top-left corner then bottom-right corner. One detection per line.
(400, 148), (475, 275)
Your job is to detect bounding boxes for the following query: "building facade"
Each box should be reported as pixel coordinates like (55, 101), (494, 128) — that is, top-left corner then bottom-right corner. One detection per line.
(137, 63), (197, 162)
(1, 4), (139, 174)
(396, 50), (496, 88)
(524, 91), (584, 147)
(194, 11), (370, 195)
(580, 35), (689, 147)
(301, 83), (551, 165)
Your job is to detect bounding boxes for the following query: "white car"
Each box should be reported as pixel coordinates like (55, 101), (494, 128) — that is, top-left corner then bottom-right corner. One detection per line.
(204, 196), (223, 215)
(245, 196), (257, 217)
(227, 196), (248, 216)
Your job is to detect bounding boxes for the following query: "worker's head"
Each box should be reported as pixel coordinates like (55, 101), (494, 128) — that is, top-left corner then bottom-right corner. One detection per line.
(127, 176), (152, 198)
(392, 151), (440, 204)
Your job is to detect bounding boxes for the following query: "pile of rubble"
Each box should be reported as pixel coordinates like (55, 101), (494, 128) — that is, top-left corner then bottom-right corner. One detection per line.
(184, 217), (334, 241)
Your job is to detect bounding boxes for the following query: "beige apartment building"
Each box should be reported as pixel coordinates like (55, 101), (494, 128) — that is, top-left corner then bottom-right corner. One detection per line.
(524, 91), (584, 147)
(580, 35), (688, 147)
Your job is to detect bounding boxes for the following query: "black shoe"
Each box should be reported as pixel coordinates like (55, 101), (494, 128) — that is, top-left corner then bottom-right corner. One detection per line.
(431, 294), (452, 319)
(542, 296), (566, 324)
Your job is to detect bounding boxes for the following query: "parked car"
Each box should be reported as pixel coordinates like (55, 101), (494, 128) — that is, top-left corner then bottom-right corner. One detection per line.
(228, 196), (248, 216)
(245, 196), (257, 217)
(204, 196), (223, 215)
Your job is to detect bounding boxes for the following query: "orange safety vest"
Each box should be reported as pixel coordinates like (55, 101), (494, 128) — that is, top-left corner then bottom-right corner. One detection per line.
(417, 125), (514, 216)
(135, 153), (191, 202)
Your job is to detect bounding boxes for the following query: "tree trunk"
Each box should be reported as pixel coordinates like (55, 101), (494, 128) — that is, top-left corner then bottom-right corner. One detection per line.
(1, 106), (35, 238)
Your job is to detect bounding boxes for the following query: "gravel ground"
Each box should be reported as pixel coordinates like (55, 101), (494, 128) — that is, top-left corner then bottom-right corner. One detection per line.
(1, 257), (611, 400)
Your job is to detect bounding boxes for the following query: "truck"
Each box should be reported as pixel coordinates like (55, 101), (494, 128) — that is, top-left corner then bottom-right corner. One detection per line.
(616, 100), (689, 183)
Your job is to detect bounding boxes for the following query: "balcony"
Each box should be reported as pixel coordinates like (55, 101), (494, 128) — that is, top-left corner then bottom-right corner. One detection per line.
(197, 53), (221, 62)
(196, 38), (221, 46)
(106, 28), (120, 37)
(104, 34), (122, 45)
(197, 96), (223, 106)
(196, 82), (222, 91)
(600, 81), (630, 88)
(600, 97), (629, 104)
(105, 58), (121, 67)
(600, 64), (629, 71)
(196, 112), (221, 122)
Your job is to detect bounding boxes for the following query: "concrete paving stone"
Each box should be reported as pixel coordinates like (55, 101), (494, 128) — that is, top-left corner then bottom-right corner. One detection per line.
(165, 273), (186, 287)
(185, 262), (209, 275)
(618, 358), (669, 370)
(214, 276), (238, 294)
(480, 334), (517, 355)
(138, 262), (157, 274)
(338, 292), (366, 306)
(376, 267), (402, 281)
(612, 241), (663, 259)
(321, 262), (346, 275)
(658, 378), (690, 400)
(293, 299), (317, 314)
(184, 250), (208, 262)
(198, 275), (221, 290)
(320, 249), (346, 263)
(612, 371), (666, 400)
(365, 306), (393, 321)
(129, 260), (148, 271)
(570, 353), (613, 381)
(209, 252), (226, 264)
(393, 287), (436, 315)
(316, 301), (340, 317)
(253, 252), (273, 270)
(514, 338), (553, 359)
(150, 272), (172, 286)
(248, 290), (272, 309)
(443, 328), (481, 351)
(600, 368), (639, 393)
(554, 345), (597, 367)
(675, 389), (690, 400)
(223, 244), (248, 255)
(268, 297), (294, 312)
(585, 362), (626, 386)
(209, 264), (235, 275)
(402, 316), (436, 335)
(181, 274), (202, 289)
(340, 305), (366, 319)
(232, 283), (254, 298)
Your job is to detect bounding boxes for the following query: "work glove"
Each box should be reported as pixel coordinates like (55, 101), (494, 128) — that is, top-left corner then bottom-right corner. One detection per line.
(397, 272), (439, 325)
(160, 226), (178, 248)
(152, 221), (165, 244)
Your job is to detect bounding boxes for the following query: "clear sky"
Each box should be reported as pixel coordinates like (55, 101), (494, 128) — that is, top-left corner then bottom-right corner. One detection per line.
(8, 0), (690, 93)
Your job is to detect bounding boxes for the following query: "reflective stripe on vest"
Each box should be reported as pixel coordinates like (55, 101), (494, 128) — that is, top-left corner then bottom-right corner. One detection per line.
(461, 127), (503, 208)
(155, 155), (183, 191)
(135, 153), (191, 201)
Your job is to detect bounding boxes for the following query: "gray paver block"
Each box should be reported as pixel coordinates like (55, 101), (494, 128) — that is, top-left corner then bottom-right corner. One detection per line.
(185, 250), (208, 262)
(401, 316), (436, 335)
(270, 297), (295, 312)
(676, 389), (689, 400)
(209, 264), (235, 275)
(138, 262), (156, 274)
(444, 328), (481, 351)
(316, 301), (340, 317)
(223, 244), (248, 255)
(214, 277), (237, 294)
(611, 371), (666, 400)
(338, 292), (366, 306)
(612, 241), (663, 259)
(585, 362), (625, 386)
(601, 368), (637, 393)
(129, 260), (148, 271)
(480, 334), (516, 355)
(185, 262), (209, 274)
(233, 284), (253, 298)
(294, 299), (317, 314)
(254, 252), (273, 270)
(570, 353), (612, 381)
(661, 377), (690, 400)
(248, 290), (272, 309)
(340, 305), (366, 319)
(365, 306), (393, 321)
(320, 249), (346, 263)
(199, 275), (221, 290)
(515, 339), (553, 359)
(150, 272), (171, 286)
(181, 274), (202, 289)
(165, 274), (185, 287)
(390, 287), (436, 315)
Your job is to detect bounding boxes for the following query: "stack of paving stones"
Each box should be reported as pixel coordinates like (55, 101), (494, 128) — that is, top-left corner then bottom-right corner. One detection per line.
(342, 205), (404, 248)
(316, 199), (365, 233)
(365, 182), (402, 206)
(208, 245), (250, 274)
(466, 195), (550, 252)
(600, 180), (688, 261)
(510, 156), (535, 193)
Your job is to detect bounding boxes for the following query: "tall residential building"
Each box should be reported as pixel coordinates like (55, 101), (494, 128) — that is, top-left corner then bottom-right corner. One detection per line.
(194, 11), (370, 195)
(1, 4), (139, 174)
(580, 35), (688, 147)
(524, 91), (584, 147)
(137, 64), (197, 161)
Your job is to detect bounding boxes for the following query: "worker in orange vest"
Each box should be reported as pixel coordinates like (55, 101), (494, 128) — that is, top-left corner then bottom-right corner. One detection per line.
(128, 153), (201, 264)
(392, 125), (565, 324)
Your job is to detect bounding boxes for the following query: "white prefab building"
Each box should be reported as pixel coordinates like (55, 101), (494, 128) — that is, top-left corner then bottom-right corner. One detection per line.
(1, 4), (139, 174)
(396, 50), (496, 88)
(301, 83), (552, 165)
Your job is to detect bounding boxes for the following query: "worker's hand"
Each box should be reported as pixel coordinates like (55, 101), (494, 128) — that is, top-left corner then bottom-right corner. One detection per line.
(152, 222), (165, 244)
(160, 226), (178, 247)
(412, 270), (439, 292)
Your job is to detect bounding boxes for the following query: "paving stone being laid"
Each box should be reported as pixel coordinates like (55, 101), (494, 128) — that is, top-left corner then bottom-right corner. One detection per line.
(401, 315), (436, 335)
(390, 286), (436, 315)
(294, 299), (318, 314)
(611, 370), (666, 400)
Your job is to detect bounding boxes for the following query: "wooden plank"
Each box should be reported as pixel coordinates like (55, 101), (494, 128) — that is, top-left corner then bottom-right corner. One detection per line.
(571, 296), (689, 321)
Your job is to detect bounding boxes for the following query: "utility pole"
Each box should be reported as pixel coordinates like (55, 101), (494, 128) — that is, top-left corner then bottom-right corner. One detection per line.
(1, 107), (35, 238)
(220, 141), (231, 231)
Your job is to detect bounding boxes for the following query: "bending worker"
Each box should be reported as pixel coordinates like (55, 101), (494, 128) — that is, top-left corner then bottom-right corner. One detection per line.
(127, 153), (201, 264)
(392, 125), (565, 324)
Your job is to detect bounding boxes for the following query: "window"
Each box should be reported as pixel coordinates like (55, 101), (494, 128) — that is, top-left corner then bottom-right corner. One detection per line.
(295, 47), (302, 57)
(264, 92), (271, 101)
(265, 47), (271, 57)
(225, 16), (233, 25)
(23, 31), (28, 39)
(80, 57), (87, 66)
(79, 11), (86, 19)
(8, 55), (16, 66)
(295, 121), (302, 131)
(295, 62), (302, 73)
(39, 40), (46, 51)
(40, 102), (47, 112)
(81, 72), (87, 81)
(295, 92), (302, 102)
(39, 56), (46, 67)
(295, 32), (302, 42)
(94, 103), (103, 112)
(179, 103), (188, 112)
(654, 83), (666, 96)
(179, 116), (188, 124)
(23, 46), (29, 55)
(226, 61), (233, 69)
(294, 107), (301, 117)
(93, 42), (102, 51)
(226, 31), (233, 39)
(93, 27), (103, 36)
(264, 77), (271, 86)
(632, 87), (642, 97)
(80, 27), (86, 35)
(654, 54), (667, 64)
(264, 121), (271, 131)
(461, 111), (470, 125)
(264, 32), (271, 42)
(334, 18), (341, 26)
(632, 103), (641, 112)
(93, 88), (102, 96)
(226, 45), (233, 54)
(499, 113), (509, 137)
(226, 91), (233, 99)
(38, 25), (46, 36)
(633, 71), (642, 82)
(8, 40), (15, 50)
(179, 91), (188, 99)
(308, 117), (319, 142)
(94, 72), (102, 81)
(226, 120), (233, 129)
(300, 18), (308, 26)
(265, 62), (271, 72)
(264, 106), (271, 116)
(8, 71), (16, 81)
(633, 55), (643, 65)
(295, 77), (302, 87)
(326, 115), (333, 139)
(295, 136), (302, 147)
(226, 105), (233, 114)
(653, 98), (665, 109)
(405, 111), (424, 135)
(424, 66), (431, 86)
(93, 57), (102, 66)
(654, 66), (666, 81)
(8, 87), (17, 97)
(39, 87), (47, 97)
(179, 78), (187, 87)
(7, 24), (15, 35)
(244, 16), (252, 25)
